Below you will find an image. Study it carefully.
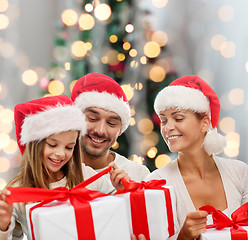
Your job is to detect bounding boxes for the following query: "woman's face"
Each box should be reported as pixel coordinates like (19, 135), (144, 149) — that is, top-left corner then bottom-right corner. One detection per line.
(43, 130), (78, 181)
(159, 108), (209, 153)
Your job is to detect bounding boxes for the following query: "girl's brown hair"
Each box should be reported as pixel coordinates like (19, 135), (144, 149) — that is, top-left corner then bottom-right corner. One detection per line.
(9, 132), (84, 189)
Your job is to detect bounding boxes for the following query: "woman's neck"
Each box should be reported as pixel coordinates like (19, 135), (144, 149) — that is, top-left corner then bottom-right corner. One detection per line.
(177, 150), (214, 179)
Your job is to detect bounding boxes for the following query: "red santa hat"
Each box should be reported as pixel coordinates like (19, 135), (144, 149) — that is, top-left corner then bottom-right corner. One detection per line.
(154, 75), (226, 155)
(71, 72), (131, 132)
(14, 95), (87, 155)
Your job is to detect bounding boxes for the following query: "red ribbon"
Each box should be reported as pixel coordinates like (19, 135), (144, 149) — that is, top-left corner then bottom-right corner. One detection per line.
(115, 178), (174, 239)
(7, 166), (112, 240)
(200, 203), (248, 240)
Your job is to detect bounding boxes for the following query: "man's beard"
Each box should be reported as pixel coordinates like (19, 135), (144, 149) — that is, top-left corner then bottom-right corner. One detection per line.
(81, 142), (109, 158)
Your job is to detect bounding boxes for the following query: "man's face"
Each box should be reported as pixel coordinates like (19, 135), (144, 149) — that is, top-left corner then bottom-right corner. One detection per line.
(82, 107), (122, 158)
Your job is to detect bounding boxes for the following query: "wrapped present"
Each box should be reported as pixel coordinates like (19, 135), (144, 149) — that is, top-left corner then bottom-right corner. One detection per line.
(199, 203), (248, 240)
(7, 167), (131, 240)
(115, 178), (179, 240)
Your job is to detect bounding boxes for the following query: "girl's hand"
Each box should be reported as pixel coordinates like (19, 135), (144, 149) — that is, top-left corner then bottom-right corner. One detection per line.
(131, 234), (146, 240)
(0, 189), (13, 232)
(177, 210), (208, 240)
(108, 162), (130, 190)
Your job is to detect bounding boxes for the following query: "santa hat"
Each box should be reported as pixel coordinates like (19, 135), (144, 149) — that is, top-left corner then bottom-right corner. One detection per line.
(154, 75), (226, 155)
(14, 95), (87, 155)
(71, 72), (131, 132)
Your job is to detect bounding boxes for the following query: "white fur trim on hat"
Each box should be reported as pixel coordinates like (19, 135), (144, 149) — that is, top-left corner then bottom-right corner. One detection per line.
(74, 91), (131, 132)
(154, 85), (211, 114)
(20, 105), (87, 145)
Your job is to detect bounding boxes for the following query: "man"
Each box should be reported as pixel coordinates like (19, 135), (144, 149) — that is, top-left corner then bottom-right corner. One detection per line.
(71, 72), (150, 183)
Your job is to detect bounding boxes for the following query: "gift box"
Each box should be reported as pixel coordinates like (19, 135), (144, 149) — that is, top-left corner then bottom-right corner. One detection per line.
(115, 179), (179, 240)
(199, 203), (248, 240)
(26, 196), (131, 240)
(7, 167), (131, 240)
(200, 226), (248, 240)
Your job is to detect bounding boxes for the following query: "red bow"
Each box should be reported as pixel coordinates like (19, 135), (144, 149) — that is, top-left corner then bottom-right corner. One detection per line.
(200, 203), (248, 240)
(7, 166), (112, 240)
(116, 178), (167, 194)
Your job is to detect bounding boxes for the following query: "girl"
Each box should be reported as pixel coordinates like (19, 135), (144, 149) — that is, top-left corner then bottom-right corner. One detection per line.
(0, 95), (126, 240)
(146, 75), (248, 239)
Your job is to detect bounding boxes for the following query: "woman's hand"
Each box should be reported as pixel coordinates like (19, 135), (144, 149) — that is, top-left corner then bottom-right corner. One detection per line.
(177, 210), (208, 240)
(0, 189), (13, 232)
(108, 162), (130, 190)
(131, 234), (146, 240)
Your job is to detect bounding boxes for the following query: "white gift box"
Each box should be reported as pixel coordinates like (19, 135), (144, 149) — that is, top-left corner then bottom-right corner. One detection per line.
(116, 186), (179, 240)
(200, 226), (248, 240)
(26, 195), (131, 240)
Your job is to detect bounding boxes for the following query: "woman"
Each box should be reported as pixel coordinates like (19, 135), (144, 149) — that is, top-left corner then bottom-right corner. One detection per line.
(146, 75), (248, 239)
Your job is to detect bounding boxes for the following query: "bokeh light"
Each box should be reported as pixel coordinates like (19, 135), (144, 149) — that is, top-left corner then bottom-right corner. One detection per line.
(129, 49), (137, 57)
(0, 178), (7, 190)
(112, 141), (119, 150)
(0, 157), (10, 172)
(219, 117), (235, 134)
(228, 88), (244, 106)
(3, 139), (18, 154)
(0, 42), (15, 58)
(224, 132), (240, 158)
(0, 14), (9, 30)
(125, 24), (134, 33)
(149, 65), (166, 82)
(138, 118), (154, 134)
(71, 41), (87, 59)
(144, 41), (161, 58)
(121, 84), (134, 101)
(152, 0), (168, 8)
(130, 154), (144, 164)
(155, 154), (171, 168)
(0, 0), (8, 12)
(85, 3), (93, 12)
(109, 35), (118, 43)
(218, 5), (234, 22)
(220, 41), (236, 58)
(48, 80), (64, 95)
(94, 3), (111, 21)
(69, 80), (77, 92)
(152, 31), (168, 47)
(0, 132), (10, 149)
(61, 9), (78, 26)
(123, 42), (131, 51)
(22, 70), (38, 86)
(106, 49), (119, 65)
(147, 147), (158, 158)
(0, 108), (14, 123)
(210, 34), (226, 51)
(78, 13), (95, 30)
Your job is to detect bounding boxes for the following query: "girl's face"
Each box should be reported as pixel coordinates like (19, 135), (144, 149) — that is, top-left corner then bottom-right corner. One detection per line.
(43, 130), (78, 181)
(159, 108), (209, 153)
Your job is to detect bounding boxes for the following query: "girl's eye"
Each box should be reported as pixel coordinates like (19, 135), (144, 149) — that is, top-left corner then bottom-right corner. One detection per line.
(66, 147), (73, 150)
(47, 143), (56, 147)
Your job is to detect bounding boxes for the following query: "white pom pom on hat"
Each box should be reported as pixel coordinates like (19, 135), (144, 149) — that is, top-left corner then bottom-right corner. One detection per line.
(71, 72), (131, 133)
(14, 95), (87, 155)
(154, 75), (226, 156)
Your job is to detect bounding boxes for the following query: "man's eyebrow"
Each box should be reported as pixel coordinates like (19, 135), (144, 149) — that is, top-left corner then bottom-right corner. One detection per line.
(85, 109), (99, 114)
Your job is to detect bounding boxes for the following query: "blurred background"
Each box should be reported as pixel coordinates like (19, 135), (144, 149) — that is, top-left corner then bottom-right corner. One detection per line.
(1, 0), (248, 189)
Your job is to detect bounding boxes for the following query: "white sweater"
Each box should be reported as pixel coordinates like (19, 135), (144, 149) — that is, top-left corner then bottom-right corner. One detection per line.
(95, 152), (150, 182)
(145, 156), (248, 237)
(0, 164), (114, 240)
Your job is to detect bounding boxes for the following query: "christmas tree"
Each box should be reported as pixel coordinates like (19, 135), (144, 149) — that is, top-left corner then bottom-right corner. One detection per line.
(40, 0), (177, 171)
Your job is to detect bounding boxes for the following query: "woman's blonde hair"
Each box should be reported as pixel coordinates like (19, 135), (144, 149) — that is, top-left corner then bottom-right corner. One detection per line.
(9, 133), (84, 189)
